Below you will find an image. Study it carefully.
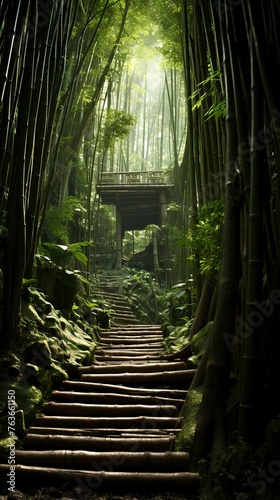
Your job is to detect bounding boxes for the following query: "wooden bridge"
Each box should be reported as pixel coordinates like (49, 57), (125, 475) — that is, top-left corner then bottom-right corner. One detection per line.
(97, 170), (173, 269)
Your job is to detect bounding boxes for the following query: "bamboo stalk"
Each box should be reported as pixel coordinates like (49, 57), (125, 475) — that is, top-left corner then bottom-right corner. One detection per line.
(61, 381), (187, 398)
(43, 402), (179, 417)
(28, 427), (180, 437)
(15, 450), (190, 471)
(78, 361), (188, 374)
(23, 434), (175, 452)
(0, 465), (200, 490)
(80, 369), (195, 385)
(51, 391), (184, 407)
(33, 416), (180, 429)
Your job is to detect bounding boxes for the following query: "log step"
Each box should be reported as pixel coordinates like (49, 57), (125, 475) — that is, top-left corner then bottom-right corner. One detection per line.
(43, 402), (179, 417)
(102, 326), (163, 330)
(95, 354), (163, 361)
(99, 337), (163, 344)
(80, 369), (195, 386)
(78, 361), (188, 374)
(0, 464), (200, 491)
(51, 390), (184, 407)
(23, 434), (175, 451)
(61, 380), (187, 398)
(27, 427), (180, 437)
(12, 321), (199, 493)
(96, 349), (165, 357)
(99, 334), (163, 340)
(33, 415), (181, 429)
(97, 342), (162, 354)
(15, 450), (190, 471)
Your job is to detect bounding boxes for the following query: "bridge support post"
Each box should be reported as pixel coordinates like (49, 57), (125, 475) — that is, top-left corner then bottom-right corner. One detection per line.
(159, 190), (167, 226)
(116, 205), (122, 270)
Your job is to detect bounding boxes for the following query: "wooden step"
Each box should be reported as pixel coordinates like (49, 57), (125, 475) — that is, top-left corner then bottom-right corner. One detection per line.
(98, 343), (163, 350)
(27, 427), (181, 437)
(51, 390), (184, 407)
(100, 333), (163, 338)
(78, 361), (188, 374)
(43, 402), (179, 417)
(15, 450), (190, 471)
(101, 326), (162, 333)
(33, 415), (181, 429)
(80, 369), (195, 386)
(0, 464), (200, 491)
(61, 380), (187, 398)
(94, 354), (163, 361)
(98, 336), (163, 344)
(23, 433), (176, 451)
(96, 349), (164, 357)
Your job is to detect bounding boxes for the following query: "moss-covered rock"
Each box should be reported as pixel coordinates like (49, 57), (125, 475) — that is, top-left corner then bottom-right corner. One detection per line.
(0, 435), (19, 462)
(162, 322), (192, 354)
(0, 410), (25, 439)
(0, 286), (100, 437)
(49, 361), (69, 386)
(0, 382), (42, 427)
(23, 340), (52, 368)
(175, 385), (204, 452)
(187, 321), (213, 368)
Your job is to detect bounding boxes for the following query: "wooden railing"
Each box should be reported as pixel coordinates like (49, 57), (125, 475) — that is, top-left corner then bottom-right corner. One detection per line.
(99, 170), (168, 185)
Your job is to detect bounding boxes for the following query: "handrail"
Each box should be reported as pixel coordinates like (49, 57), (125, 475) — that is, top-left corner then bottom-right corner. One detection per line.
(99, 170), (168, 185)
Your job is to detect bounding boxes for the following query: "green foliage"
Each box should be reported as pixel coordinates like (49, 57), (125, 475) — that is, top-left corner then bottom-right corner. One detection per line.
(44, 197), (85, 244)
(101, 109), (136, 151)
(40, 242), (91, 269)
(120, 268), (165, 324)
(160, 282), (195, 326)
(190, 69), (226, 120)
(94, 205), (116, 262)
(179, 198), (224, 276)
(163, 321), (192, 353)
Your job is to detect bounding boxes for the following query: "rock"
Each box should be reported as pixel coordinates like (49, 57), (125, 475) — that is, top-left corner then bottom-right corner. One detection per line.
(0, 382), (42, 427)
(49, 362), (69, 386)
(175, 385), (203, 452)
(22, 363), (40, 385)
(188, 321), (213, 368)
(23, 340), (52, 369)
(0, 410), (25, 438)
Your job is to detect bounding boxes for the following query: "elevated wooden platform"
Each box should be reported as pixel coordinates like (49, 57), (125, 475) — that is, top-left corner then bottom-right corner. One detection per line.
(96, 170), (173, 231)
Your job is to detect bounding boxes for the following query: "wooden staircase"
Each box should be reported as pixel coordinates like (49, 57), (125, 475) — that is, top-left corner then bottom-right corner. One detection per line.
(96, 273), (141, 326)
(0, 325), (199, 494)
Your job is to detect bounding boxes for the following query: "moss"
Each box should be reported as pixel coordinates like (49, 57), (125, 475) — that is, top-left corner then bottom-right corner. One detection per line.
(49, 361), (69, 386)
(0, 382), (42, 427)
(191, 321), (213, 356)
(163, 322), (192, 353)
(0, 436), (19, 462)
(0, 410), (25, 438)
(175, 385), (203, 452)
(21, 301), (45, 326)
(188, 321), (213, 368)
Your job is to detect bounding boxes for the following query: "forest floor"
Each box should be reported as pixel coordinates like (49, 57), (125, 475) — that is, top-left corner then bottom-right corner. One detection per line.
(0, 486), (198, 500)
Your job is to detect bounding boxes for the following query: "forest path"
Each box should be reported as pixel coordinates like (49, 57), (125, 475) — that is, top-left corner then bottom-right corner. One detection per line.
(1, 324), (199, 494)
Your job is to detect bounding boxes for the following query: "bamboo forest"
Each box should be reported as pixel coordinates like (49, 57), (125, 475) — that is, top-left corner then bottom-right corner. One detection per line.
(1, 1), (280, 499)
